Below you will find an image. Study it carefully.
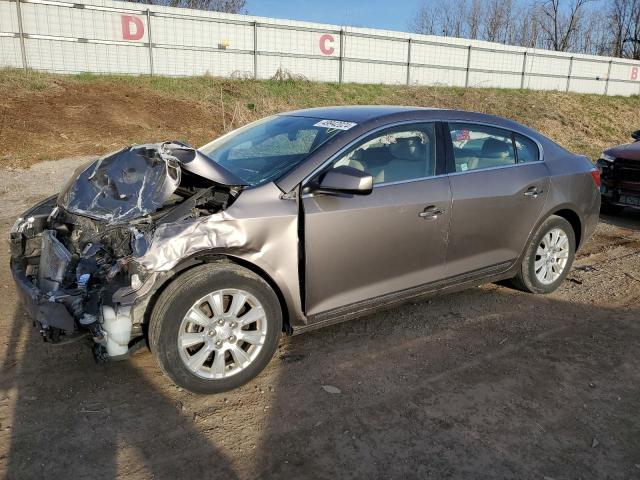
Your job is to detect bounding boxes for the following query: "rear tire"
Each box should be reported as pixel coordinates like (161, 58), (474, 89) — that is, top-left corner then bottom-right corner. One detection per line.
(149, 262), (282, 394)
(508, 215), (576, 294)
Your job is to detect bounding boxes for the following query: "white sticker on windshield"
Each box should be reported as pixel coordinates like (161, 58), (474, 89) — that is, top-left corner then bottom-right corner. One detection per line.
(314, 119), (357, 130)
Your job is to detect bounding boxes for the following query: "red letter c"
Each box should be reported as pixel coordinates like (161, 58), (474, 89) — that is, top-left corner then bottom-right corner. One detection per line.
(319, 34), (335, 55)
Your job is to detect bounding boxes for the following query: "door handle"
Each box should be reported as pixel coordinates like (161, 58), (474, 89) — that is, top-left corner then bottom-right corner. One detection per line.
(524, 186), (542, 198)
(419, 206), (445, 219)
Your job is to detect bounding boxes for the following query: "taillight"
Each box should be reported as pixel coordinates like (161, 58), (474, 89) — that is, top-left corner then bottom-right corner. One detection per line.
(590, 169), (601, 188)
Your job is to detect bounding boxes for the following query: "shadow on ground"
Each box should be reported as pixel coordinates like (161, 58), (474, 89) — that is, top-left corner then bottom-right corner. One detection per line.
(599, 208), (640, 231)
(1, 309), (239, 479)
(2, 284), (640, 479)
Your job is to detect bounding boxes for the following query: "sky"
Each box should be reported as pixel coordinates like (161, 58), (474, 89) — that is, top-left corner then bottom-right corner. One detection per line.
(245, 0), (425, 32)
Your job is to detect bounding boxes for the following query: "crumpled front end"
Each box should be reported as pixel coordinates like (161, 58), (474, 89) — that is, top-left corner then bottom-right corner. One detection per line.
(10, 199), (149, 358)
(10, 142), (246, 361)
(11, 197), (79, 341)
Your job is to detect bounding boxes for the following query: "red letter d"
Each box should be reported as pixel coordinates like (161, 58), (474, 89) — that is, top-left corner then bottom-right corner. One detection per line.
(121, 15), (144, 41)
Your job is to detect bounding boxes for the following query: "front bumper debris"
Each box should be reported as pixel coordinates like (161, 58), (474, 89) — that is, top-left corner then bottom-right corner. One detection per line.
(9, 199), (138, 357)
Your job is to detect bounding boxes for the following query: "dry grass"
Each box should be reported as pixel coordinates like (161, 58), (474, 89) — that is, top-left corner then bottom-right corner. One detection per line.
(0, 68), (638, 169)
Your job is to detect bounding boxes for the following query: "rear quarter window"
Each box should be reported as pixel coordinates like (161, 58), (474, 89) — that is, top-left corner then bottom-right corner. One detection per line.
(515, 134), (540, 163)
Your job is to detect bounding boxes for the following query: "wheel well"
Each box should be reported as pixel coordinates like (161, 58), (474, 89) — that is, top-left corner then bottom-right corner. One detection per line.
(222, 255), (291, 334)
(142, 254), (291, 334)
(552, 209), (582, 248)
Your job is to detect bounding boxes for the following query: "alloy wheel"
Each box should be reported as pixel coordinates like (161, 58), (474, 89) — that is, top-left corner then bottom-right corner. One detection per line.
(177, 288), (267, 379)
(534, 228), (570, 285)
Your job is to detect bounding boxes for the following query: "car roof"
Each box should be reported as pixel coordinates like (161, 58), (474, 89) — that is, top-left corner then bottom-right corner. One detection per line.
(282, 106), (443, 123)
(280, 106), (537, 136)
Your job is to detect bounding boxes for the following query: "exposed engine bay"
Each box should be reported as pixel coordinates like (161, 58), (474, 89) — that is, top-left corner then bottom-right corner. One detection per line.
(9, 142), (245, 361)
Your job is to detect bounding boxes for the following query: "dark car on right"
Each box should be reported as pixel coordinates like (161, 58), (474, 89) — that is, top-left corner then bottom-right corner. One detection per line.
(598, 130), (640, 214)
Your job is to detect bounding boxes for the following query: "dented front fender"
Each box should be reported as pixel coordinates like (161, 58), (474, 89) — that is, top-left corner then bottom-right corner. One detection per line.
(134, 182), (304, 325)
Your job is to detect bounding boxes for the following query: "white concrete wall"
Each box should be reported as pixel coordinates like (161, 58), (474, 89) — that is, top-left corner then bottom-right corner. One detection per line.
(1, 0), (640, 96)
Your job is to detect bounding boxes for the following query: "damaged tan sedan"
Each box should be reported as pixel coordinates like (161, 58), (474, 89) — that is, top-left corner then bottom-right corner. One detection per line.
(10, 107), (600, 393)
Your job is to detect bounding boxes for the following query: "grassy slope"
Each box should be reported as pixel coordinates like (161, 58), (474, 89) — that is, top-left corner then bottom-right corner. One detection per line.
(0, 69), (638, 168)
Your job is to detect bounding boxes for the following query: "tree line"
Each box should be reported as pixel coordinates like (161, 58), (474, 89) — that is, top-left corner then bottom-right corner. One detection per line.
(123, 0), (246, 14)
(410, 0), (640, 59)
(122, 0), (638, 60)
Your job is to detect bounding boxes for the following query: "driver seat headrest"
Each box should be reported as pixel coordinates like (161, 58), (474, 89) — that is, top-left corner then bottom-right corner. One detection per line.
(389, 137), (425, 162)
(481, 138), (511, 158)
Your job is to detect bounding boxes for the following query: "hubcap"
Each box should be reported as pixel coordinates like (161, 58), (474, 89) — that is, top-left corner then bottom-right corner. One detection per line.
(177, 289), (267, 380)
(534, 228), (570, 285)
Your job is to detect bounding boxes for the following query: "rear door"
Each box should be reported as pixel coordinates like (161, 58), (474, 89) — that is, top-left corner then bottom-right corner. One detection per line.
(444, 123), (550, 277)
(302, 122), (451, 316)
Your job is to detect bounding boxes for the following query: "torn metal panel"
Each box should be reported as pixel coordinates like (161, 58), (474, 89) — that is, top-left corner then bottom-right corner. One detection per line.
(58, 142), (246, 223)
(135, 183), (303, 322)
(58, 145), (181, 223)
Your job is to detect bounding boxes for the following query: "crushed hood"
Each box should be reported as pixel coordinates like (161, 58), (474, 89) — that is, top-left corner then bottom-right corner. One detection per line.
(58, 142), (247, 223)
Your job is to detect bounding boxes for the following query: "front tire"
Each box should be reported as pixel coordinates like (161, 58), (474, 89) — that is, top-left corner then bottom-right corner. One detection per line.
(149, 262), (282, 394)
(509, 215), (576, 294)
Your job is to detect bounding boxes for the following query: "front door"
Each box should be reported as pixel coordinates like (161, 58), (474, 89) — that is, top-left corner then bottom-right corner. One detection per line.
(302, 122), (452, 316)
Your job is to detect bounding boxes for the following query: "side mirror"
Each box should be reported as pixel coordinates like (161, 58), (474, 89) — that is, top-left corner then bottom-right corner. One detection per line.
(632, 130), (640, 141)
(313, 166), (373, 196)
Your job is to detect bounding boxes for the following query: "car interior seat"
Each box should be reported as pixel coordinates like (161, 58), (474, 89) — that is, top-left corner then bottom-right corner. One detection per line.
(383, 137), (429, 183)
(342, 134), (431, 184)
(477, 137), (514, 169)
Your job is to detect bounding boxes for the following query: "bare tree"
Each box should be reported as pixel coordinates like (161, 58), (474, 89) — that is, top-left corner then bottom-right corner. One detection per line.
(514, 6), (542, 48)
(409, 2), (438, 35)
(123, 0), (246, 13)
(536, 0), (593, 51)
(608, 0), (640, 59)
(578, 9), (609, 55)
(626, 2), (640, 58)
(440, 1), (466, 37)
(410, 0), (639, 59)
(410, 0), (467, 37)
(483, 0), (514, 43)
(467, 0), (483, 39)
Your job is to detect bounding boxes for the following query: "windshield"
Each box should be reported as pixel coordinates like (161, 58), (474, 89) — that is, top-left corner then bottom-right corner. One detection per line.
(199, 115), (352, 186)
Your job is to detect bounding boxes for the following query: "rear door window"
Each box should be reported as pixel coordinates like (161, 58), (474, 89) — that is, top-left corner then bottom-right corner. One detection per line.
(449, 124), (516, 172)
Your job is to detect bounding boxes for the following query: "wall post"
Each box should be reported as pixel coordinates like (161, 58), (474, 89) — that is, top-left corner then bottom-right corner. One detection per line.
(253, 21), (258, 79)
(464, 45), (472, 87)
(338, 29), (345, 83)
(604, 59), (612, 96)
(15, 0), (28, 71)
(566, 56), (574, 92)
(406, 38), (412, 85)
(146, 9), (154, 76)
(520, 51), (527, 89)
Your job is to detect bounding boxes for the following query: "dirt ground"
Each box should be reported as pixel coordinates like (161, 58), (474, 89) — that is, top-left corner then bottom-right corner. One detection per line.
(0, 157), (639, 480)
